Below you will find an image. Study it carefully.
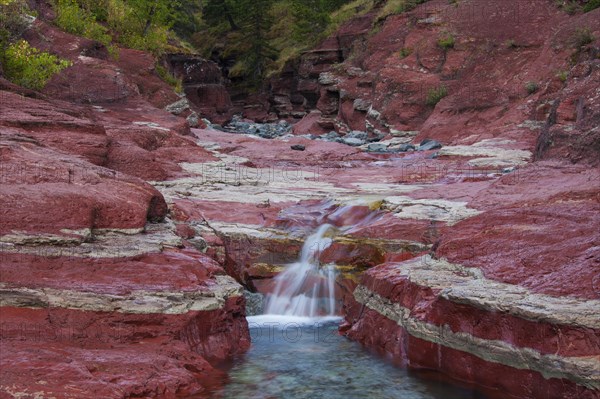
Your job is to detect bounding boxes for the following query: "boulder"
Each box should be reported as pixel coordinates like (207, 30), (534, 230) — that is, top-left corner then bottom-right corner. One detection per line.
(343, 137), (365, 147)
(353, 98), (372, 112)
(418, 139), (443, 151)
(291, 144), (306, 151)
(366, 143), (389, 152)
(319, 72), (337, 85)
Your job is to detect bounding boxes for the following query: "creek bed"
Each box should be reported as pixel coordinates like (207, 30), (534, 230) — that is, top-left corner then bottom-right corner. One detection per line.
(199, 318), (489, 399)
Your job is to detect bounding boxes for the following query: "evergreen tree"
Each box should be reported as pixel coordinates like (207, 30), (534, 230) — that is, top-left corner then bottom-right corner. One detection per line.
(203, 0), (239, 30)
(236, 0), (276, 84)
(289, 0), (350, 40)
(172, 0), (203, 39)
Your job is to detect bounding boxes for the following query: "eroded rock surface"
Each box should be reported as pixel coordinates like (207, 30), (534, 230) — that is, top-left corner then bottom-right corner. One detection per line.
(0, 18), (248, 398)
(1, 1), (599, 398)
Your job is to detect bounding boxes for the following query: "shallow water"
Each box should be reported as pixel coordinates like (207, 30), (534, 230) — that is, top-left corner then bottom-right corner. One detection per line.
(203, 319), (488, 399)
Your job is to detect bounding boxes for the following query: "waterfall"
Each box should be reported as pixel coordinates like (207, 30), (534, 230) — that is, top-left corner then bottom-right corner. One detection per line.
(264, 224), (339, 317)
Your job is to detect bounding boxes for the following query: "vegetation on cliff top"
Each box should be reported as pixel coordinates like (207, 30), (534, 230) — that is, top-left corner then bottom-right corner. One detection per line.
(1, 0), (436, 91)
(4, 0), (596, 92)
(52, 0), (181, 56)
(2, 40), (72, 89)
(0, 0), (72, 89)
(196, 0), (355, 87)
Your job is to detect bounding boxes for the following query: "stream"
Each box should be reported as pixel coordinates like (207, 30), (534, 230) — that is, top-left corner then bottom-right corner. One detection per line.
(196, 212), (489, 399)
(202, 318), (488, 399)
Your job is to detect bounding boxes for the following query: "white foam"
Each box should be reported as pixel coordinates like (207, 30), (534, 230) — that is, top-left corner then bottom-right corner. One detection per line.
(247, 314), (342, 327)
(264, 224), (339, 317)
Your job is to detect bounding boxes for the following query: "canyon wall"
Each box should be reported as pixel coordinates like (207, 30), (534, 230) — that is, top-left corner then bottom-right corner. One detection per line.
(0, 18), (250, 398)
(1, 0), (599, 398)
(195, 1), (600, 397)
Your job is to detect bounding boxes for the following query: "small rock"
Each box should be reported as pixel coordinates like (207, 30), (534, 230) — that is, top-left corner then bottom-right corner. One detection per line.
(291, 144), (306, 151)
(164, 98), (190, 115)
(319, 72), (337, 85)
(346, 130), (368, 140)
(291, 111), (307, 118)
(367, 143), (389, 152)
(367, 107), (381, 120)
(343, 137), (365, 147)
(244, 291), (265, 316)
(320, 131), (340, 141)
(300, 134), (317, 140)
(92, 105), (107, 113)
(188, 236), (208, 252)
(223, 116), (292, 139)
(390, 130), (419, 138)
(257, 199), (271, 208)
(133, 121), (169, 131)
(353, 98), (371, 112)
(396, 144), (417, 152)
(186, 112), (200, 128)
(273, 95), (290, 105)
(419, 139), (443, 151)
(210, 124), (226, 132)
(418, 16), (441, 24)
(347, 67), (365, 77)
(367, 131), (386, 143)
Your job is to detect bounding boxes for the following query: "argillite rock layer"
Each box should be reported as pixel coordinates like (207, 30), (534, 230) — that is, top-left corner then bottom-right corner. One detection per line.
(1, 0), (599, 398)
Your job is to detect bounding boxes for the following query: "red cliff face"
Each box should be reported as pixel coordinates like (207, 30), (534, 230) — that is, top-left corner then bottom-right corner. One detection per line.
(1, 1), (599, 398)
(0, 18), (249, 398)
(309, 1), (600, 397)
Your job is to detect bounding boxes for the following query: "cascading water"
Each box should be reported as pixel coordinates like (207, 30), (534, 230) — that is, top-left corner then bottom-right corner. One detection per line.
(213, 202), (488, 399)
(264, 224), (339, 317)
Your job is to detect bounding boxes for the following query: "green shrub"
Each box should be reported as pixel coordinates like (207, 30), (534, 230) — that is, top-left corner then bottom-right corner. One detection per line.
(426, 85), (448, 106)
(561, 1), (580, 14)
(55, 0), (112, 46)
(54, 0), (173, 57)
(398, 47), (412, 58)
(155, 63), (183, 93)
(378, 0), (428, 19)
(437, 33), (455, 49)
(572, 27), (595, 48)
(329, 0), (375, 36)
(556, 70), (568, 82)
(119, 26), (169, 56)
(525, 81), (539, 94)
(1, 40), (72, 89)
(101, 0), (170, 56)
(583, 0), (600, 12)
(0, 0), (32, 49)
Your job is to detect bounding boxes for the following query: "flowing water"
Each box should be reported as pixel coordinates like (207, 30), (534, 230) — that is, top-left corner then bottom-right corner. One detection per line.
(201, 205), (489, 398)
(264, 224), (338, 317)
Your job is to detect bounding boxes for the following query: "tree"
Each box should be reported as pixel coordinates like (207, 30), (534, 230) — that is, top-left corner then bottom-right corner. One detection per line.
(126, 0), (176, 36)
(237, 0), (277, 83)
(171, 0), (203, 39)
(203, 0), (239, 31)
(289, 0), (351, 38)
